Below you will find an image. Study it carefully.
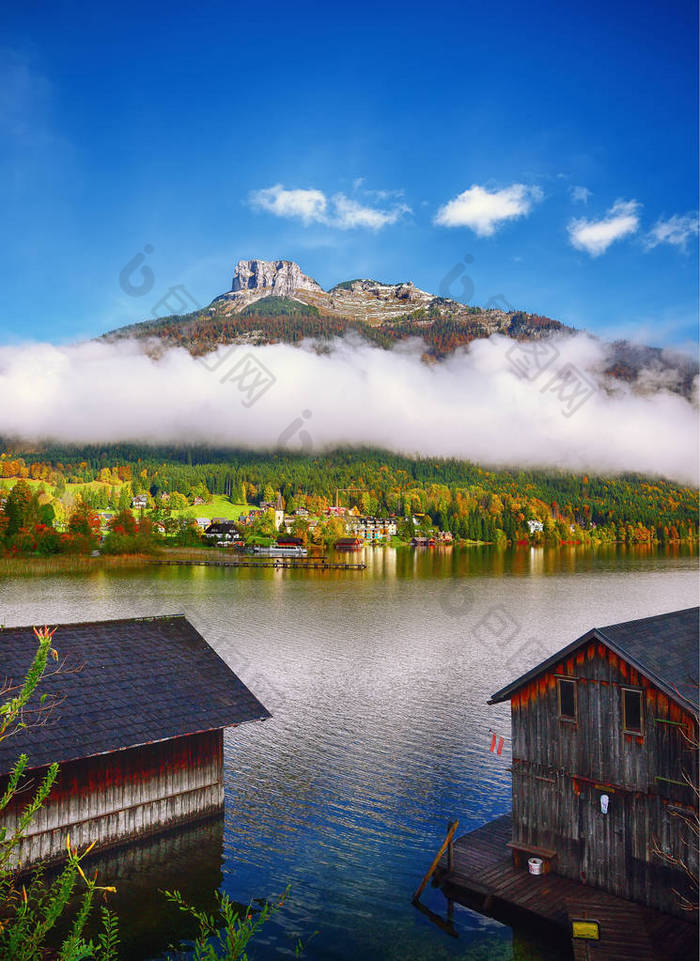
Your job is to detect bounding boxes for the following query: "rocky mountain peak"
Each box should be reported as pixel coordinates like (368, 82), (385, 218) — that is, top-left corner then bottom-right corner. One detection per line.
(231, 259), (323, 296)
(102, 257), (700, 400)
(211, 258), (442, 321)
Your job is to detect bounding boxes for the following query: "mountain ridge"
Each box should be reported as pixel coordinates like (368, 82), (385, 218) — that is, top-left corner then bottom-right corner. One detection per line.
(102, 258), (698, 397)
(212, 258), (509, 324)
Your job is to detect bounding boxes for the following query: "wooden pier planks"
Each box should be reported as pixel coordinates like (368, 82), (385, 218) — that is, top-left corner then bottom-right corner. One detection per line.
(567, 899), (655, 961)
(437, 814), (697, 961)
(154, 558), (366, 570)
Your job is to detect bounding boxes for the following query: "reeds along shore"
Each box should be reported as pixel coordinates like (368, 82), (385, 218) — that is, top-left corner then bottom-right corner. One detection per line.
(0, 553), (155, 577)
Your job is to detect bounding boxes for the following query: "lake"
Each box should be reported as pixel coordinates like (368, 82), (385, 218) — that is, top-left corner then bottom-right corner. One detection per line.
(1, 544), (698, 960)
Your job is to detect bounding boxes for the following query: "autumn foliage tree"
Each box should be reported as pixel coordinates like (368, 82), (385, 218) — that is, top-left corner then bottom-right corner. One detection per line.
(100, 509), (160, 555)
(65, 501), (100, 553)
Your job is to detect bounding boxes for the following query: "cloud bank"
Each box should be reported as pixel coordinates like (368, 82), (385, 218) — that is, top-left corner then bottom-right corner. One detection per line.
(0, 334), (697, 484)
(568, 199), (640, 256)
(249, 184), (410, 230)
(434, 184), (543, 235)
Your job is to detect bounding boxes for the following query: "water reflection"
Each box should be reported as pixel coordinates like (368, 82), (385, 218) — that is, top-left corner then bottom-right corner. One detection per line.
(45, 816), (225, 960)
(2, 544), (697, 961)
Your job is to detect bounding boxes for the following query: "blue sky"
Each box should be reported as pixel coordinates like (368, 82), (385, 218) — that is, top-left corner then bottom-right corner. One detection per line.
(1, 0), (697, 349)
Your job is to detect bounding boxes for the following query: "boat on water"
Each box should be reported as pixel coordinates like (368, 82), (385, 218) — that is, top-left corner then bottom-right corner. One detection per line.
(252, 545), (308, 557)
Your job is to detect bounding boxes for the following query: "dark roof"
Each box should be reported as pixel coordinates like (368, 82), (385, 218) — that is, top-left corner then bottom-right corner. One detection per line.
(489, 607), (699, 714)
(0, 615), (270, 775)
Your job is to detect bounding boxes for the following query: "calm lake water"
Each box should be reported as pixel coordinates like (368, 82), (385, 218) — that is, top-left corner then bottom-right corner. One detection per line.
(1, 545), (698, 961)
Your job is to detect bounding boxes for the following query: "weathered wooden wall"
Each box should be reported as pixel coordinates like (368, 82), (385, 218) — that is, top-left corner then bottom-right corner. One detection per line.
(511, 641), (698, 917)
(1, 729), (224, 870)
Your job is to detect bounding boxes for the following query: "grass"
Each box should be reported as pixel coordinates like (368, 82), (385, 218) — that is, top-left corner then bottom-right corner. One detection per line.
(0, 478), (125, 497)
(170, 497), (249, 521)
(158, 546), (220, 562)
(0, 477), (62, 492)
(0, 480), (248, 522)
(0, 553), (156, 577)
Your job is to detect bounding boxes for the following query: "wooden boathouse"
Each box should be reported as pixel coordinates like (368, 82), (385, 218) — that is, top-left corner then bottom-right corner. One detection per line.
(487, 606), (698, 917)
(429, 607), (698, 960)
(0, 615), (269, 869)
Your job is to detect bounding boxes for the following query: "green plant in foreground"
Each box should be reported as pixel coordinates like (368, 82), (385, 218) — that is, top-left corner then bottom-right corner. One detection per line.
(0, 628), (119, 961)
(0, 836), (118, 961)
(163, 885), (314, 961)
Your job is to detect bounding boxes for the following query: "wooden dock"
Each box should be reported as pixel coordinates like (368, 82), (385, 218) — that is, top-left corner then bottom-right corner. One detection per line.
(435, 815), (697, 961)
(154, 556), (366, 571)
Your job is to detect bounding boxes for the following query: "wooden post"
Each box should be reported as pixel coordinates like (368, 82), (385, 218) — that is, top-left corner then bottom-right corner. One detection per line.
(412, 819), (459, 903)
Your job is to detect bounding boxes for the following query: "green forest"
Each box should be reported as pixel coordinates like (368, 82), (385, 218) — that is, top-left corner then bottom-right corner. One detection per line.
(1, 444), (697, 555)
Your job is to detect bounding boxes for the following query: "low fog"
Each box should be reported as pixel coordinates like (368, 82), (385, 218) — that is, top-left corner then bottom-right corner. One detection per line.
(0, 333), (697, 483)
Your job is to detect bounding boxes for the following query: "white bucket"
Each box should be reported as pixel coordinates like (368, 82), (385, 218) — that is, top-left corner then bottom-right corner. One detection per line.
(528, 857), (544, 875)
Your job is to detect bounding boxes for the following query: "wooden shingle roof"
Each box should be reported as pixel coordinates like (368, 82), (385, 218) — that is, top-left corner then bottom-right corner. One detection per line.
(0, 615), (270, 776)
(489, 607), (699, 713)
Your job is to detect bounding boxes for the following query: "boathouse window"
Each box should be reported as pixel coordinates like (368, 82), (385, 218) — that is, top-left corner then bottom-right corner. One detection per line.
(623, 688), (643, 735)
(558, 678), (577, 721)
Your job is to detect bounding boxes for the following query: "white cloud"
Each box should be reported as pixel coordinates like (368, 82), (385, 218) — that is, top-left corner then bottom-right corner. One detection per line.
(434, 184), (544, 236)
(570, 185), (591, 204)
(644, 213), (699, 250)
(249, 185), (328, 225)
(0, 334), (696, 484)
(332, 193), (409, 229)
(568, 199), (640, 256)
(249, 184), (410, 231)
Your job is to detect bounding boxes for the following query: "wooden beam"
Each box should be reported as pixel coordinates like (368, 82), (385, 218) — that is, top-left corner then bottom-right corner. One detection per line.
(412, 820), (459, 904)
(411, 897), (458, 938)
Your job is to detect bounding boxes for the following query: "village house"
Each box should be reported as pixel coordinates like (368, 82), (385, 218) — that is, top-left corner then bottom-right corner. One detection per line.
(486, 607), (699, 917)
(275, 535), (304, 548)
(411, 535), (436, 547)
(99, 512), (115, 530)
(239, 508), (263, 527)
(204, 521), (240, 543)
(335, 536), (363, 551)
(350, 516), (398, 541)
(131, 493), (148, 510)
(0, 615), (269, 868)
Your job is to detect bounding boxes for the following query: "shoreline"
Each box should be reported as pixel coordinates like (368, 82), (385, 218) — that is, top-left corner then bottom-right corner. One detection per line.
(0, 539), (696, 577)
